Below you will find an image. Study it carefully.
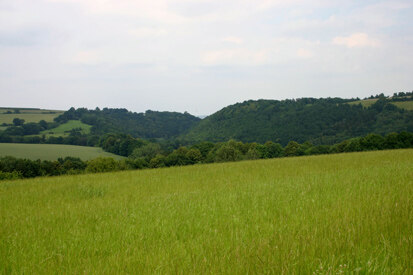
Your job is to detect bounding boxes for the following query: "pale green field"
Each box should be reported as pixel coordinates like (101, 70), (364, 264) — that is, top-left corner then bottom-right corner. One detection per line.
(0, 150), (412, 273)
(392, 101), (413, 111)
(348, 98), (413, 110)
(41, 120), (92, 137)
(0, 108), (61, 114)
(348, 98), (378, 107)
(0, 143), (124, 161)
(0, 108), (64, 124)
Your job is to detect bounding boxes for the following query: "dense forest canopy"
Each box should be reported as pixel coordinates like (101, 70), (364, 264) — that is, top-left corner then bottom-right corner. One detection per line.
(183, 97), (413, 145)
(54, 107), (201, 139)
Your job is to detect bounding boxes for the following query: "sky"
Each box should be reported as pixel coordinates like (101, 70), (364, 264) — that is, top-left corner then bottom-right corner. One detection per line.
(1, 0), (412, 115)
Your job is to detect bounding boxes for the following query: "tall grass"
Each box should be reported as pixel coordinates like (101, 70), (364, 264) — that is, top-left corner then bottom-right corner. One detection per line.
(0, 150), (412, 273)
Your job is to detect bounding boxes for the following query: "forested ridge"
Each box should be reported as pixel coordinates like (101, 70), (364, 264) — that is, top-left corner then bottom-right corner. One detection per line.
(183, 96), (413, 145)
(55, 107), (201, 138)
(1, 93), (412, 152)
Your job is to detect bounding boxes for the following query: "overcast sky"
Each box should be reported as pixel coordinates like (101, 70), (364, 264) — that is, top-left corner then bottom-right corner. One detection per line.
(1, 0), (412, 115)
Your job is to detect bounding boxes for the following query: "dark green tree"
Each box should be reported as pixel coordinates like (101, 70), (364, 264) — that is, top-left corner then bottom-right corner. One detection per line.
(12, 118), (25, 126)
(284, 141), (303, 156)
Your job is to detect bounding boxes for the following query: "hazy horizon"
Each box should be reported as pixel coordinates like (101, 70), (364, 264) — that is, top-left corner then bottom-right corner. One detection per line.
(1, 0), (412, 116)
(0, 91), (405, 117)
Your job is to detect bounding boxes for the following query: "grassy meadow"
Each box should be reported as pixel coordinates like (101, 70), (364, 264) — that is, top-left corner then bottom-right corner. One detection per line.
(0, 108), (63, 124)
(392, 100), (413, 111)
(0, 150), (412, 273)
(348, 98), (413, 110)
(0, 143), (124, 161)
(348, 98), (379, 108)
(41, 120), (92, 137)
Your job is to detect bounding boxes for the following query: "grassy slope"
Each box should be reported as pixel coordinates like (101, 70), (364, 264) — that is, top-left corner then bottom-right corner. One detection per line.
(0, 143), (124, 161)
(1, 150), (412, 273)
(348, 98), (413, 110)
(392, 101), (413, 111)
(348, 98), (379, 108)
(41, 120), (92, 136)
(0, 108), (63, 124)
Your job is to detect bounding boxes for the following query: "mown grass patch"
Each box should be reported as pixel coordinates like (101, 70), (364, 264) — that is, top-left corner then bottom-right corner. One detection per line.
(348, 98), (413, 110)
(41, 120), (92, 136)
(0, 108), (63, 124)
(392, 101), (413, 111)
(0, 143), (124, 161)
(347, 98), (378, 107)
(0, 150), (412, 273)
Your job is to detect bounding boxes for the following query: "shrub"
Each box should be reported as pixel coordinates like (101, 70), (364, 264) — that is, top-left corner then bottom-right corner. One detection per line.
(0, 171), (22, 180)
(86, 157), (120, 173)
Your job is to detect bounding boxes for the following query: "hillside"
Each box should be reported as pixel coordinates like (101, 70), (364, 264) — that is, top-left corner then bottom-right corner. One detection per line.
(1, 150), (411, 273)
(183, 97), (413, 145)
(348, 98), (413, 110)
(41, 120), (92, 137)
(0, 108), (63, 131)
(0, 143), (124, 161)
(1, 95), (412, 149)
(55, 107), (201, 139)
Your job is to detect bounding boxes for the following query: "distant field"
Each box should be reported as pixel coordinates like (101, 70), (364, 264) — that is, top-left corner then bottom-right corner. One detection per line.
(392, 100), (413, 110)
(348, 98), (379, 107)
(348, 98), (413, 110)
(0, 108), (64, 124)
(41, 120), (92, 136)
(0, 143), (124, 160)
(0, 150), (411, 273)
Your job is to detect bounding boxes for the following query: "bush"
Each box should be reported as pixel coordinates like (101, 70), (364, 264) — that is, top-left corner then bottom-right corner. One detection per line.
(283, 141), (304, 156)
(124, 158), (148, 169)
(186, 148), (202, 164)
(215, 144), (242, 162)
(359, 134), (385, 151)
(263, 141), (283, 158)
(86, 157), (120, 173)
(0, 171), (22, 180)
(149, 154), (166, 168)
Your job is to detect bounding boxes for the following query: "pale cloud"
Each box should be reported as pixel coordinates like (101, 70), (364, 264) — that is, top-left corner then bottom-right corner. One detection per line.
(296, 48), (314, 58)
(202, 48), (267, 66)
(222, 36), (243, 44)
(46, 0), (187, 24)
(332, 33), (380, 48)
(128, 27), (167, 38)
(202, 37), (319, 65)
(69, 50), (103, 65)
(0, 0), (412, 114)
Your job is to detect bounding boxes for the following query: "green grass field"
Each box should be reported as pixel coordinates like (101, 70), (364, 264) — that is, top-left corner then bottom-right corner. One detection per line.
(0, 108), (64, 124)
(392, 101), (413, 111)
(348, 98), (413, 110)
(41, 120), (92, 136)
(348, 98), (379, 107)
(0, 150), (411, 273)
(0, 143), (124, 161)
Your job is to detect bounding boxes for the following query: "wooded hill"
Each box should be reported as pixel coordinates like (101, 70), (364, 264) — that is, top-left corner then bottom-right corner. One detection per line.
(183, 96), (413, 145)
(1, 93), (412, 148)
(55, 107), (201, 139)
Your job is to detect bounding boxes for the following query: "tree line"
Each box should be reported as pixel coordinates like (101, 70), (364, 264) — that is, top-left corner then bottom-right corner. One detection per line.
(1, 131), (412, 181)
